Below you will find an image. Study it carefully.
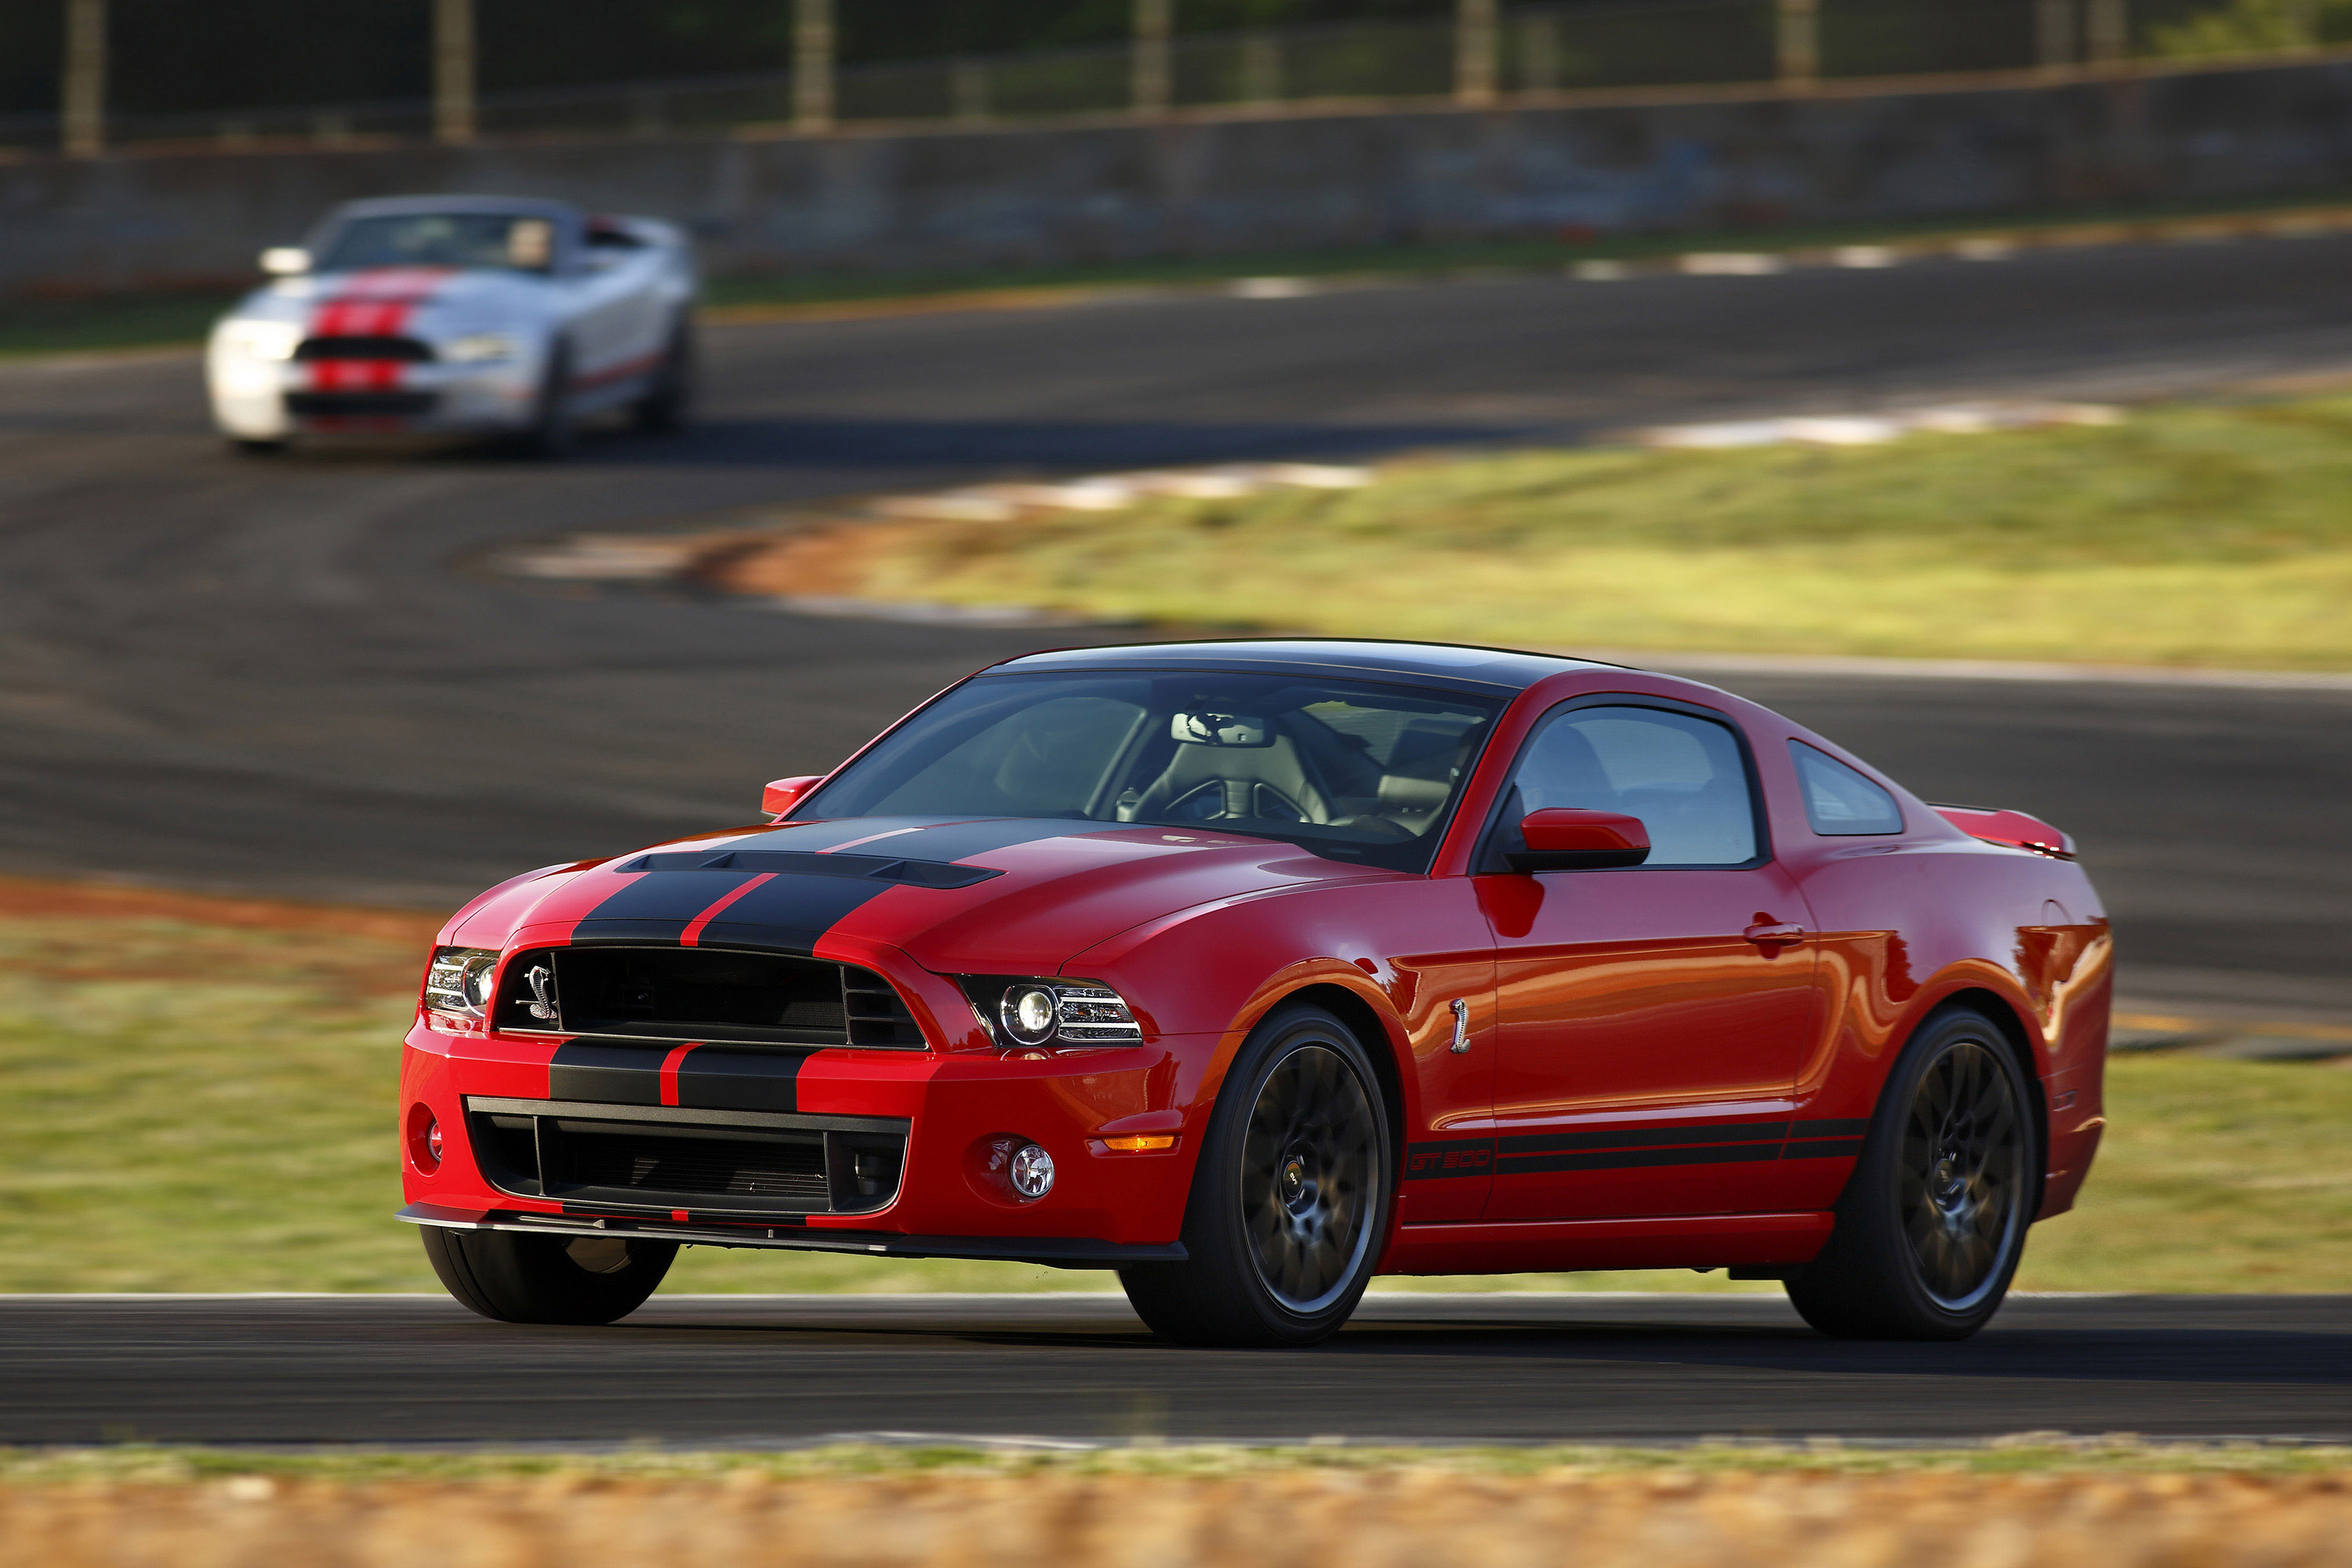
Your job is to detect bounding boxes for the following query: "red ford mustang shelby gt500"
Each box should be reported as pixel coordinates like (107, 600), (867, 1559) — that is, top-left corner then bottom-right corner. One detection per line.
(401, 639), (2110, 1345)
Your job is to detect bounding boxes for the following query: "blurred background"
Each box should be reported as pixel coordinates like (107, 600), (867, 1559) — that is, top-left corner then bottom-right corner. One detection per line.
(0, 0), (2346, 1311)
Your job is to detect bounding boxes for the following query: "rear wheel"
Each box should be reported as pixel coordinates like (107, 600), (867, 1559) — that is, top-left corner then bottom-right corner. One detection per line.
(631, 319), (694, 433)
(1785, 1007), (2036, 1341)
(1120, 1004), (1391, 1348)
(421, 1226), (674, 1325)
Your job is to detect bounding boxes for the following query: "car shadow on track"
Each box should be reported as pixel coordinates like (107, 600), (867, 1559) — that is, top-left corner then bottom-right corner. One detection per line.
(601, 1313), (2352, 1388)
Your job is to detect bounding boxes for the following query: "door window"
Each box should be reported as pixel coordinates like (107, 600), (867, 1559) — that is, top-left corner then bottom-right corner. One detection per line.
(1501, 705), (1759, 867)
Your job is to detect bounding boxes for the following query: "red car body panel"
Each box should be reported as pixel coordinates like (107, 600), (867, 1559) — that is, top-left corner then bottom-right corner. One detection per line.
(400, 644), (2111, 1278)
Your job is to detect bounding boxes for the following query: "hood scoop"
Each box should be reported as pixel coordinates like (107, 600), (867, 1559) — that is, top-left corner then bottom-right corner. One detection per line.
(618, 848), (1004, 891)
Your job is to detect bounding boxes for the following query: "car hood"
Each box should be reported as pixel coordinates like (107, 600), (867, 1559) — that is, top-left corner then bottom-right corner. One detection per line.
(227, 267), (548, 334)
(452, 816), (1403, 976)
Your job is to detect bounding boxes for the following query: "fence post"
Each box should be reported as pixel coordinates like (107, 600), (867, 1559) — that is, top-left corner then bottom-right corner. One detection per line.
(1456, 0), (1500, 107)
(434, 0), (476, 144)
(61, 0), (106, 158)
(2035, 0), (2076, 71)
(794, 0), (835, 132)
(1134, 0), (1173, 118)
(1775, 0), (1820, 88)
(951, 60), (990, 124)
(2285, 0), (2321, 49)
(1239, 31), (1282, 104)
(2085, 0), (2129, 62)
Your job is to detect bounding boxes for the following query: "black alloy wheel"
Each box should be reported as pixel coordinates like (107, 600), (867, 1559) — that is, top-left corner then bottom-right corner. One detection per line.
(1120, 1004), (1392, 1348)
(421, 1226), (674, 1325)
(631, 318), (695, 432)
(1786, 1006), (2036, 1341)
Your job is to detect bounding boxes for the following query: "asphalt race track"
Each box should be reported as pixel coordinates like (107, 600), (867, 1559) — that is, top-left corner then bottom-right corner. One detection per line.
(4, 235), (2352, 1446)
(3, 1293), (2346, 1445)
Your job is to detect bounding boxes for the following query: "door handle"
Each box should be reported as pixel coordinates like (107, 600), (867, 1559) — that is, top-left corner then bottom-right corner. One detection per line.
(1449, 997), (1471, 1054)
(1744, 922), (1808, 945)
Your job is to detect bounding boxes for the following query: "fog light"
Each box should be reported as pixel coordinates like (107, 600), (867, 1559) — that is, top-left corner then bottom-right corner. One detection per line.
(407, 1103), (442, 1174)
(1009, 1142), (1055, 1199)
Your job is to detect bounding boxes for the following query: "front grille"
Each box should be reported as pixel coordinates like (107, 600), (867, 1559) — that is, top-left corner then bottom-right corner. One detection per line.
(564, 1123), (829, 1203)
(295, 335), (434, 361)
(496, 946), (926, 1051)
(286, 390), (437, 417)
(466, 1098), (907, 1217)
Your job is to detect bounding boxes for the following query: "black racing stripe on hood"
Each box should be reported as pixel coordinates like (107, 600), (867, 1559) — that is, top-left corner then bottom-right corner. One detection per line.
(648, 871), (898, 954)
(573, 869), (763, 939)
(571, 872), (896, 955)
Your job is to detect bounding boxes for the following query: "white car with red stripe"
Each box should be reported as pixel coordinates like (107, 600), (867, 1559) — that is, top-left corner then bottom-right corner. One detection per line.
(207, 195), (696, 454)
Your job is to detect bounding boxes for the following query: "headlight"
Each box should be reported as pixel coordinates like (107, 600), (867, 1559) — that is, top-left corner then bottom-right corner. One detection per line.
(442, 332), (521, 363)
(967, 978), (1142, 1051)
(423, 946), (501, 1020)
(213, 319), (302, 361)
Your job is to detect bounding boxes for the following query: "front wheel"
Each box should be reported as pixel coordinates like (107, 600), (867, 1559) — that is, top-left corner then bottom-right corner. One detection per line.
(518, 342), (578, 459)
(421, 1226), (674, 1325)
(1786, 1006), (2037, 1341)
(1120, 1004), (1392, 1348)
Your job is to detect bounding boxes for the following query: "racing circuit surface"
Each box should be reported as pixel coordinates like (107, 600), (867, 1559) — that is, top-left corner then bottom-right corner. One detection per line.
(2, 234), (2350, 1019)
(4, 235), (2352, 1443)
(2, 1293), (2347, 1445)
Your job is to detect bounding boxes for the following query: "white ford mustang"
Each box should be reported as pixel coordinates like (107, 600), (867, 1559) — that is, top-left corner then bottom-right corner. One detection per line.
(207, 194), (697, 455)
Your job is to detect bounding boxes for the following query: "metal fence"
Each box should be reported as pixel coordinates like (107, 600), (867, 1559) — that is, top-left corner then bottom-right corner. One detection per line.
(5, 0), (2341, 156)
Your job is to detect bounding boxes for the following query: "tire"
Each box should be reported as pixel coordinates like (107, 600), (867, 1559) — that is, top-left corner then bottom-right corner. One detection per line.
(520, 342), (578, 458)
(420, 1226), (675, 1326)
(227, 437), (286, 456)
(1785, 1006), (2038, 1341)
(1120, 1004), (1392, 1348)
(630, 320), (694, 433)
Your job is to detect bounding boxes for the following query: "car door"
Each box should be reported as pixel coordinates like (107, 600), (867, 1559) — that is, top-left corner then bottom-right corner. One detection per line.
(1470, 698), (1824, 1221)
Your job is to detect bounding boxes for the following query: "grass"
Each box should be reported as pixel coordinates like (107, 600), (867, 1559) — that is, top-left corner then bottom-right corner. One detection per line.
(8, 187), (2352, 359)
(1, 878), (2347, 1295)
(724, 393), (2352, 670)
(4, 1437), (2349, 1483)
(5, 1443), (2351, 1568)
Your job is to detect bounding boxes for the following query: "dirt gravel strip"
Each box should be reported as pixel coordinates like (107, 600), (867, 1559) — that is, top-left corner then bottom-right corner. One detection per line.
(7, 1465), (2352, 1567)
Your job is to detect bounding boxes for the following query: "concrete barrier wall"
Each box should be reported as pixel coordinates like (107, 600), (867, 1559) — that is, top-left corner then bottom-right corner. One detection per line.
(6, 53), (2352, 296)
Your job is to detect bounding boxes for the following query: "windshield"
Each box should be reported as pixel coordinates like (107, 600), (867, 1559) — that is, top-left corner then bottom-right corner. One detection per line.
(800, 670), (1502, 872)
(314, 212), (557, 274)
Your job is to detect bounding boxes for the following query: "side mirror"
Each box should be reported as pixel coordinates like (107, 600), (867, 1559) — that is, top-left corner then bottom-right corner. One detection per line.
(1506, 808), (1650, 873)
(260, 246), (310, 276)
(761, 775), (824, 818)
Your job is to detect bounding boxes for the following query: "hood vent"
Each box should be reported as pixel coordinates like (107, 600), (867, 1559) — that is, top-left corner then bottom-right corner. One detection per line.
(618, 848), (1002, 890)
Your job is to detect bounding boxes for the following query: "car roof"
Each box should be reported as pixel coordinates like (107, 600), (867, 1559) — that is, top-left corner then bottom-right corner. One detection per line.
(989, 639), (1622, 694)
(328, 194), (581, 223)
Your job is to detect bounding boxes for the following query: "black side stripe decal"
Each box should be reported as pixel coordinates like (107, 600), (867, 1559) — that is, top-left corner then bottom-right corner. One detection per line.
(1400, 1116), (1872, 1181)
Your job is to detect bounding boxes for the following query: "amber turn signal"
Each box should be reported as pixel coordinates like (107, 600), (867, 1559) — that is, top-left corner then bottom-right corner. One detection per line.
(1098, 1134), (1177, 1153)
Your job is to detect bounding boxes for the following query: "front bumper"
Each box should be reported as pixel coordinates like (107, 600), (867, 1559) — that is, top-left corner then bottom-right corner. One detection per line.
(400, 1012), (1205, 1265)
(209, 355), (540, 438)
(397, 1201), (1185, 1267)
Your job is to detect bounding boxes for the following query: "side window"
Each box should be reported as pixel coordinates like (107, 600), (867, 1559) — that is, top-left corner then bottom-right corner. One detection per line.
(1789, 741), (1905, 835)
(1507, 705), (1759, 866)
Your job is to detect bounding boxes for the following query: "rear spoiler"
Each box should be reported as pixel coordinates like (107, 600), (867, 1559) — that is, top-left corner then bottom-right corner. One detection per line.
(1930, 804), (2077, 859)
